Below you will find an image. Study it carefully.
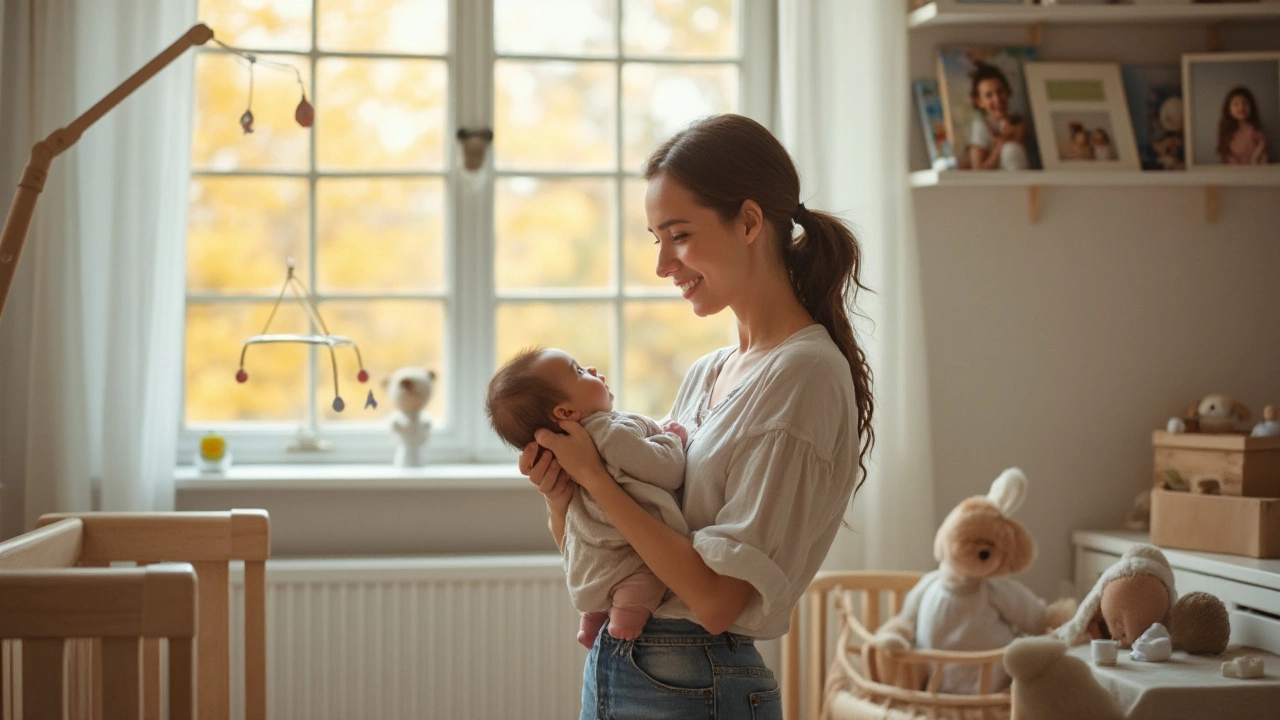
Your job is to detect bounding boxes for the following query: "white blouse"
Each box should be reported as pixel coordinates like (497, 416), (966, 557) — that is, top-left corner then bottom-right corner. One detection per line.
(652, 324), (861, 638)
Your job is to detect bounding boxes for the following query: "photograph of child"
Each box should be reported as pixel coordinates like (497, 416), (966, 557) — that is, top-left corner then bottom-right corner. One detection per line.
(1187, 57), (1279, 167)
(937, 46), (1040, 171)
(1122, 65), (1185, 171)
(1051, 112), (1119, 163)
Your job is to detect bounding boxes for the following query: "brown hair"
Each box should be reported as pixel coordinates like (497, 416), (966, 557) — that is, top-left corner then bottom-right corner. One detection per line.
(643, 113), (875, 492)
(485, 347), (566, 449)
(1217, 86), (1263, 160)
(969, 61), (1011, 111)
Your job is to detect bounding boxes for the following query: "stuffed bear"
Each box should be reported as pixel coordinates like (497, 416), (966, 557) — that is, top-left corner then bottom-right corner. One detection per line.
(1005, 636), (1126, 720)
(873, 468), (1076, 694)
(386, 366), (436, 467)
(1184, 393), (1252, 434)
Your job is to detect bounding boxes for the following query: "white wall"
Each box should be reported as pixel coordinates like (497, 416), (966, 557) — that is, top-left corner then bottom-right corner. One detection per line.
(910, 20), (1280, 599)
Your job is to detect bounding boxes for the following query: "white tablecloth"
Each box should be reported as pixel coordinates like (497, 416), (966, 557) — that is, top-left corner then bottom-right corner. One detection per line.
(1067, 644), (1280, 720)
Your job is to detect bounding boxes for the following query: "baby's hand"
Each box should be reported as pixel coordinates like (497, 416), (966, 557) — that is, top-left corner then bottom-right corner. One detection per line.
(661, 419), (688, 446)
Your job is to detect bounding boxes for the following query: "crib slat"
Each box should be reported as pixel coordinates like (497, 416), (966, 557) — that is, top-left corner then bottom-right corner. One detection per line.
(102, 638), (140, 718)
(22, 639), (64, 719)
(194, 561), (231, 720)
(169, 639), (194, 720)
(142, 638), (161, 720)
(807, 591), (825, 720)
(245, 559), (267, 720)
(862, 589), (880, 635)
(783, 604), (800, 720)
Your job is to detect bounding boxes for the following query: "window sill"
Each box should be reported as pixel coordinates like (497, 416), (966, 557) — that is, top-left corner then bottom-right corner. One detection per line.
(175, 463), (526, 491)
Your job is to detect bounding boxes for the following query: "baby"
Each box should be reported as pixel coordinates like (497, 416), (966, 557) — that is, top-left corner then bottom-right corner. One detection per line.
(486, 347), (688, 648)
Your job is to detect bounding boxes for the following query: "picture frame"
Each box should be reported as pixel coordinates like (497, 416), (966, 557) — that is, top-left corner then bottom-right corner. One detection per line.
(1023, 62), (1141, 171)
(936, 45), (1041, 171)
(914, 79), (957, 171)
(1121, 65), (1185, 171)
(1182, 52), (1280, 170)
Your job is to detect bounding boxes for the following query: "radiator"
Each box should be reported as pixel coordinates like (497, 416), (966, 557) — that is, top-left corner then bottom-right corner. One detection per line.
(229, 555), (584, 720)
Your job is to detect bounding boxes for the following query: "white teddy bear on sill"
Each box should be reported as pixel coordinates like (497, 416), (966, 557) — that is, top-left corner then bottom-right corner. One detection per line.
(386, 366), (436, 467)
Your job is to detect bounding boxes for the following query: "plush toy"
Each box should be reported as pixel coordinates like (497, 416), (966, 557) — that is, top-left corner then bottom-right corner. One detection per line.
(1251, 405), (1280, 438)
(873, 468), (1076, 694)
(1057, 544), (1231, 655)
(1005, 637), (1125, 720)
(386, 366), (436, 467)
(1182, 393), (1252, 434)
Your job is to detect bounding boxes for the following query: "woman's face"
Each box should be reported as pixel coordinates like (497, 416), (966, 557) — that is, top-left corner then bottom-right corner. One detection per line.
(1073, 130), (1089, 147)
(645, 173), (750, 318)
(1230, 94), (1253, 121)
(974, 79), (1010, 119)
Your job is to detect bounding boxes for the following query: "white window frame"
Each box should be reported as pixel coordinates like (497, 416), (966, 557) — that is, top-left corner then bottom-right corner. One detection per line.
(180, 0), (777, 467)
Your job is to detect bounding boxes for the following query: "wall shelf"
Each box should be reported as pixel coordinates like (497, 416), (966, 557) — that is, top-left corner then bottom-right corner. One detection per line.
(909, 169), (1280, 188)
(909, 1), (1280, 30)
(910, 169), (1280, 224)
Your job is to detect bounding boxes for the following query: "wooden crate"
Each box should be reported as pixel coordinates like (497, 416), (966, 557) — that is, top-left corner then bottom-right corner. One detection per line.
(1150, 489), (1280, 559)
(1152, 430), (1280, 497)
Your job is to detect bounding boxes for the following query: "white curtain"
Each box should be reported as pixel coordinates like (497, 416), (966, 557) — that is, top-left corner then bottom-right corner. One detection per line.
(776, 0), (936, 572)
(0, 0), (196, 536)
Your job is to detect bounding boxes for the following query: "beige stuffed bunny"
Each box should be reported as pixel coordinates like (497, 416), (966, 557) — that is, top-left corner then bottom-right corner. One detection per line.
(873, 468), (1076, 694)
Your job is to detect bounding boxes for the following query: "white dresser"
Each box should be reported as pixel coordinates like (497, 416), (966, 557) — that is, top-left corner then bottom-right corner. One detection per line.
(1073, 530), (1280, 654)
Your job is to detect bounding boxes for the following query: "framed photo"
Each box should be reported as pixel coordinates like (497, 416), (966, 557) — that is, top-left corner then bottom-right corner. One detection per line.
(1183, 52), (1280, 170)
(936, 45), (1041, 171)
(1023, 62), (1141, 171)
(914, 79), (957, 170)
(1122, 65), (1185, 170)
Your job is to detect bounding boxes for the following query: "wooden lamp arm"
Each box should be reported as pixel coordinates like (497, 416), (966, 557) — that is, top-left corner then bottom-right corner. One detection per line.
(0, 22), (213, 321)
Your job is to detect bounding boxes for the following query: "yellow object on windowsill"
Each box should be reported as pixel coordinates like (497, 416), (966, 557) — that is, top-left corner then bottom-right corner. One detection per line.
(197, 432), (231, 473)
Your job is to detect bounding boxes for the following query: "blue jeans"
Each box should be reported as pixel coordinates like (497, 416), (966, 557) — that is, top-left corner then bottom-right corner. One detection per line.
(580, 618), (782, 720)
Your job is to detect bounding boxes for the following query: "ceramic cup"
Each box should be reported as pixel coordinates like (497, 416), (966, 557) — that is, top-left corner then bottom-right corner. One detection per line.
(1092, 639), (1119, 666)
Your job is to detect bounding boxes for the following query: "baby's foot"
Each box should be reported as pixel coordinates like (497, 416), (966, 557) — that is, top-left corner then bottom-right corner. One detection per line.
(578, 611), (608, 649)
(607, 606), (651, 640)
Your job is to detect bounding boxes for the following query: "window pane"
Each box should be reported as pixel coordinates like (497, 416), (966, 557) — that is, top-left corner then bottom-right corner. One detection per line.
(622, 177), (665, 289)
(495, 0), (616, 56)
(496, 302), (613, 379)
(623, 301), (733, 420)
(319, 0), (447, 54)
(186, 302), (311, 423)
(495, 177), (613, 291)
(317, 59), (448, 171)
(317, 178), (445, 293)
(191, 53), (312, 172)
(622, 63), (737, 170)
(316, 301), (446, 425)
(622, 0), (738, 58)
(187, 178), (310, 295)
(495, 61), (617, 171)
(198, 0), (311, 52)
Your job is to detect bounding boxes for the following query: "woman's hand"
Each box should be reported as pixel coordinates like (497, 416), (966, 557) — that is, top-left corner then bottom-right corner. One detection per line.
(534, 421), (611, 493)
(519, 442), (575, 515)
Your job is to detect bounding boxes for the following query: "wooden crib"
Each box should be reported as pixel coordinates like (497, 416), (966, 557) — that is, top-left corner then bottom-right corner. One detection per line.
(0, 510), (270, 719)
(783, 571), (1012, 720)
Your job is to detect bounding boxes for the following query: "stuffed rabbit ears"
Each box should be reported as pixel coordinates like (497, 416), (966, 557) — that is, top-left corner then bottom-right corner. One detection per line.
(987, 467), (1027, 517)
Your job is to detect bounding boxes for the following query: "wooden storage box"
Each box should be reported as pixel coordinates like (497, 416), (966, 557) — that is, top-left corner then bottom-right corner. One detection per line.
(1152, 430), (1280, 497)
(1150, 489), (1280, 559)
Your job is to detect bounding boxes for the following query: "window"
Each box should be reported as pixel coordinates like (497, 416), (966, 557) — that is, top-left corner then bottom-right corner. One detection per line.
(184, 0), (772, 464)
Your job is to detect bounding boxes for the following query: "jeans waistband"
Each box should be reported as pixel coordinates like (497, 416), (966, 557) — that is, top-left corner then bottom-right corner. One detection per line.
(623, 618), (757, 647)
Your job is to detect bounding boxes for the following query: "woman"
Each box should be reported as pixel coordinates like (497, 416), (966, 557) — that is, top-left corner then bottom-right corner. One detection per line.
(521, 114), (874, 719)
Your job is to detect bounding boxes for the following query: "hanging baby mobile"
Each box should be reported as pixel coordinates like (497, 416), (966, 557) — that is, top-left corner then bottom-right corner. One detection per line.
(236, 258), (373, 413)
(209, 36), (314, 133)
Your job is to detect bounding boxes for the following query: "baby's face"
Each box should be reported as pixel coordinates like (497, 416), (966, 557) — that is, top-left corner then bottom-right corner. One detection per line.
(535, 349), (613, 420)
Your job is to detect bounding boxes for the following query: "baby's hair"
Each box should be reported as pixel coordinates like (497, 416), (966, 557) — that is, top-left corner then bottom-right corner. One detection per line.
(486, 346), (566, 449)
(1217, 86), (1263, 159)
(969, 61), (1012, 109)
(1093, 128), (1111, 143)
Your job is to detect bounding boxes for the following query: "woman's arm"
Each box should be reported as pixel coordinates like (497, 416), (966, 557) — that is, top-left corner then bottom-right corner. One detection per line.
(520, 444), (574, 553)
(532, 422), (753, 635)
(969, 141), (1003, 170)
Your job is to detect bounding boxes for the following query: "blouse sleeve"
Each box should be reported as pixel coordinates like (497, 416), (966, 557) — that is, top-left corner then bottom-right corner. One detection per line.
(690, 426), (850, 624)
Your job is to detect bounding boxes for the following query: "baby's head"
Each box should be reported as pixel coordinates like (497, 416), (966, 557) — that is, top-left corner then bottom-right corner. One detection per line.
(486, 347), (613, 449)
